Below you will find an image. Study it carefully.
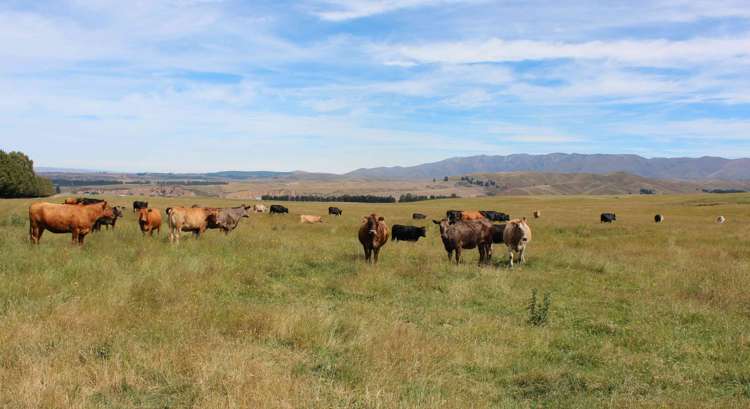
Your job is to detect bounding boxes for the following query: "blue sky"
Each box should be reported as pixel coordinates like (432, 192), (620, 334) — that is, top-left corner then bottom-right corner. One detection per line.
(1, 0), (749, 173)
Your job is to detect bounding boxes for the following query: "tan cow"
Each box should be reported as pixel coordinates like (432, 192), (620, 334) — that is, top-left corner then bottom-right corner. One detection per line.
(533, 211), (541, 219)
(502, 218), (532, 267)
(716, 216), (726, 224)
(460, 211), (486, 221)
(253, 204), (267, 213)
(358, 214), (389, 263)
(166, 207), (219, 243)
(138, 208), (162, 237)
(29, 201), (108, 245)
(300, 215), (323, 224)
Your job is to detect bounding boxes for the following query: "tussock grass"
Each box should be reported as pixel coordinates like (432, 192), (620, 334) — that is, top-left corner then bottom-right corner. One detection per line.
(1, 194), (749, 408)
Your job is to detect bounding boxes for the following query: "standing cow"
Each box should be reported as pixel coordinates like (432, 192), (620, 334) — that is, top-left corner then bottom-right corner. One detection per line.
(328, 207), (342, 216)
(600, 213), (616, 223)
(412, 213), (426, 220)
(533, 211), (541, 219)
(29, 201), (109, 245)
(138, 208), (162, 237)
(502, 218), (532, 267)
(480, 210), (510, 222)
(391, 225), (426, 242)
(253, 204), (267, 213)
(716, 216), (726, 224)
(270, 205), (289, 214)
(654, 214), (664, 223)
(133, 201), (148, 213)
(206, 205), (252, 234)
(93, 206), (125, 231)
(433, 219), (493, 265)
(358, 214), (389, 263)
(166, 207), (219, 243)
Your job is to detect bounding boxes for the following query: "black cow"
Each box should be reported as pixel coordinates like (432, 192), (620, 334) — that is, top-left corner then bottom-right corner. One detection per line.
(412, 213), (426, 219)
(270, 204), (289, 214)
(133, 201), (148, 213)
(93, 206), (125, 232)
(446, 210), (462, 223)
(328, 207), (342, 216)
(600, 213), (616, 223)
(480, 210), (510, 222)
(654, 214), (663, 223)
(391, 224), (426, 242)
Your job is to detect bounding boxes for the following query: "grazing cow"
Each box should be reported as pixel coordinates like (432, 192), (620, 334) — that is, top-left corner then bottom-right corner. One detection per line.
(358, 214), (389, 263)
(133, 201), (148, 213)
(533, 211), (541, 219)
(600, 213), (616, 223)
(270, 204), (289, 214)
(207, 205), (252, 234)
(300, 215), (323, 224)
(654, 214), (664, 223)
(716, 216), (726, 224)
(480, 210), (510, 222)
(166, 207), (219, 243)
(253, 204), (267, 213)
(93, 205), (124, 231)
(64, 197), (104, 205)
(446, 210), (463, 223)
(412, 213), (426, 220)
(29, 201), (108, 245)
(391, 224), (426, 242)
(432, 219), (493, 265)
(502, 218), (532, 267)
(328, 207), (342, 216)
(461, 211), (486, 221)
(138, 208), (162, 236)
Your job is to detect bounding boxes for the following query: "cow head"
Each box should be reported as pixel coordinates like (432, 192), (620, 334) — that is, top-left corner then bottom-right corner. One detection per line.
(138, 208), (150, 223)
(433, 219), (450, 237)
(364, 214), (383, 236)
(418, 227), (426, 237)
(113, 206), (124, 217)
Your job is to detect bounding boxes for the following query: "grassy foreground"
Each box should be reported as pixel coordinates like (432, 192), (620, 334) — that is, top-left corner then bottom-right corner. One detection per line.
(1, 194), (749, 408)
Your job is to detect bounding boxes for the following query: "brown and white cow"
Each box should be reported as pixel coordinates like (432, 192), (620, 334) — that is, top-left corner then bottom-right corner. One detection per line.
(166, 207), (219, 243)
(433, 218), (493, 265)
(29, 201), (108, 245)
(138, 208), (162, 237)
(502, 218), (532, 267)
(716, 216), (726, 224)
(300, 215), (323, 224)
(358, 214), (389, 263)
(533, 211), (541, 219)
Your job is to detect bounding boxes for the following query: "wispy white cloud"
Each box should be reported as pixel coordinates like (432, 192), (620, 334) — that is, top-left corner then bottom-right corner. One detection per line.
(309, 0), (473, 21)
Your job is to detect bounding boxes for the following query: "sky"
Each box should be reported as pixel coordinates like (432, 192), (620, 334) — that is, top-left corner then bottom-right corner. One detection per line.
(1, 0), (750, 173)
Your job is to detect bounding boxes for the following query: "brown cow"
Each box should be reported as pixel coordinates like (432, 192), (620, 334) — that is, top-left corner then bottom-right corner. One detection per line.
(29, 201), (108, 245)
(460, 211), (486, 221)
(433, 218), (493, 265)
(206, 205), (251, 234)
(502, 218), (532, 267)
(166, 207), (219, 243)
(358, 214), (389, 263)
(300, 215), (323, 224)
(138, 208), (162, 237)
(533, 211), (541, 219)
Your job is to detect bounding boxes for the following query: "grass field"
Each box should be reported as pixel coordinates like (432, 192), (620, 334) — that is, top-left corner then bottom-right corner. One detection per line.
(1, 194), (749, 408)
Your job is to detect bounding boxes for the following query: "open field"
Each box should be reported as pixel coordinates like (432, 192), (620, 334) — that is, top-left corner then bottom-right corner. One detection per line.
(1, 194), (749, 408)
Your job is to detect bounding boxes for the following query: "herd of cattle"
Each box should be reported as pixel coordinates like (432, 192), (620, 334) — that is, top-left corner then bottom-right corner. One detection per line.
(25, 197), (731, 266)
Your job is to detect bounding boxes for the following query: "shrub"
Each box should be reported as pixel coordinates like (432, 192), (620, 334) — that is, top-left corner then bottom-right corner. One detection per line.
(527, 289), (551, 326)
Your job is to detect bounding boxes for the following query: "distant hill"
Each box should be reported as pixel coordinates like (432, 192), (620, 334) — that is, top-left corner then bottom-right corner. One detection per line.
(459, 172), (750, 196)
(346, 153), (750, 181)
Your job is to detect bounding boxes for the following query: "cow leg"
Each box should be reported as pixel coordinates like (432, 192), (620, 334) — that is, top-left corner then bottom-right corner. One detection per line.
(373, 248), (380, 264)
(78, 233), (86, 245)
(508, 249), (514, 268)
(446, 249), (453, 262)
(455, 248), (462, 264)
(30, 225), (43, 244)
(519, 248), (526, 264)
(363, 246), (372, 263)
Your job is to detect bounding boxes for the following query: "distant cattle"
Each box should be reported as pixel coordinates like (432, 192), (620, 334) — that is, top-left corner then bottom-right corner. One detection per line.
(29, 201), (109, 245)
(391, 224), (426, 242)
(654, 214), (664, 223)
(133, 201), (148, 213)
(138, 208), (162, 236)
(253, 204), (267, 213)
(412, 213), (426, 220)
(300, 215), (323, 224)
(446, 210), (462, 223)
(460, 211), (485, 221)
(533, 211), (541, 219)
(328, 207), (342, 216)
(433, 219), (493, 265)
(93, 205), (125, 231)
(480, 210), (510, 222)
(166, 207), (219, 242)
(270, 205), (289, 214)
(207, 205), (252, 234)
(600, 213), (616, 223)
(64, 197), (105, 205)
(358, 214), (389, 263)
(716, 216), (726, 224)
(502, 218), (532, 267)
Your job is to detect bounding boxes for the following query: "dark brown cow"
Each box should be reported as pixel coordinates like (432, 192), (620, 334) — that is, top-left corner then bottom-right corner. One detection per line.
(206, 205), (252, 234)
(93, 206), (125, 231)
(358, 214), (389, 263)
(433, 218), (493, 265)
(138, 208), (162, 237)
(29, 201), (108, 245)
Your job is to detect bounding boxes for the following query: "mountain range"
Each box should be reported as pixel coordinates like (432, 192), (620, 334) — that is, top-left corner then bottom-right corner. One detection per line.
(345, 153), (750, 181)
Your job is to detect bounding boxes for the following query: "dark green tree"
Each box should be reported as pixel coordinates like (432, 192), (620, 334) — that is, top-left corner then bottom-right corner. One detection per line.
(0, 150), (55, 198)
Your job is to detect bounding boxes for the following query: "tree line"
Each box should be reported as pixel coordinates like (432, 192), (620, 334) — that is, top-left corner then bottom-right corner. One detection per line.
(0, 150), (54, 198)
(261, 194), (396, 203)
(398, 193), (458, 202)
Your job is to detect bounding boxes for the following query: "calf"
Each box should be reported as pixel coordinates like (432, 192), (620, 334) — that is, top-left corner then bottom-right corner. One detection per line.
(600, 213), (616, 223)
(29, 201), (108, 245)
(270, 204), (289, 214)
(433, 219), (493, 265)
(93, 206), (124, 231)
(480, 210), (510, 222)
(391, 224), (426, 242)
(412, 213), (426, 220)
(328, 207), (342, 216)
(133, 201), (148, 213)
(138, 208), (162, 236)
(358, 214), (389, 263)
